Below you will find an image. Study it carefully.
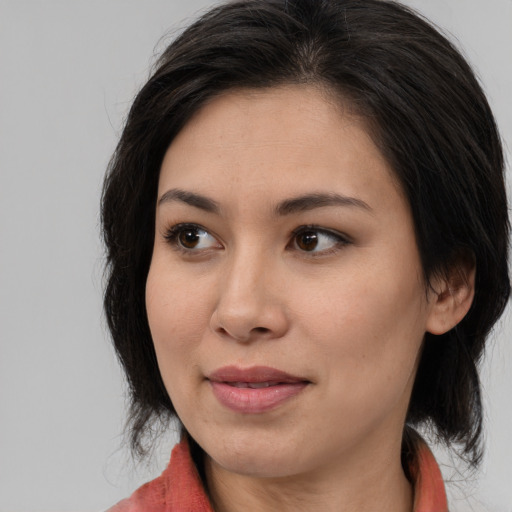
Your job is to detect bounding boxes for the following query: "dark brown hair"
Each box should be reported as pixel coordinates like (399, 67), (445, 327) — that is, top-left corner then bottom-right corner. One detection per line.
(101, 0), (510, 465)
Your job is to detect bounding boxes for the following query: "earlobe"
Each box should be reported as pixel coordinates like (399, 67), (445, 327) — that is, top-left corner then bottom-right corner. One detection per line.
(426, 260), (476, 336)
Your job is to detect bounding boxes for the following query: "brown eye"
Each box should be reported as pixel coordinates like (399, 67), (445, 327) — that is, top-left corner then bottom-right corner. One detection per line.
(179, 228), (201, 249)
(295, 231), (319, 251)
(165, 224), (220, 252)
(292, 227), (350, 254)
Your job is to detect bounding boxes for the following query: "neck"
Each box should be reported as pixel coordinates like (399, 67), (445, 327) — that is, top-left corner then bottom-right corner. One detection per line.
(204, 434), (413, 512)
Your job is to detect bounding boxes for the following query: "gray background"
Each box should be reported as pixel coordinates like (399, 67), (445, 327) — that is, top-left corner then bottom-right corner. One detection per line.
(0, 1), (510, 510)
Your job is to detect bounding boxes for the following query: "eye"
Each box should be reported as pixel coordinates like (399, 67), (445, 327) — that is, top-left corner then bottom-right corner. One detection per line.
(165, 223), (221, 252)
(291, 226), (349, 254)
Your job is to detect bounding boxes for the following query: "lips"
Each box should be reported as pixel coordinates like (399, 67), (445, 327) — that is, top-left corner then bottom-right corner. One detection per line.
(207, 366), (310, 414)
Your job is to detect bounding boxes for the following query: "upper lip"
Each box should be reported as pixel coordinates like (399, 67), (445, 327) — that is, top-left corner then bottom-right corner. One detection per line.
(207, 365), (308, 384)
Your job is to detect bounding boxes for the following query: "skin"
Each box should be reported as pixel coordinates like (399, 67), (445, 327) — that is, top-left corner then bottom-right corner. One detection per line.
(146, 85), (473, 512)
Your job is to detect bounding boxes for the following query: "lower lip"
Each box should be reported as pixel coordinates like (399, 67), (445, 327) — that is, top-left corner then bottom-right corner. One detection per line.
(209, 381), (308, 414)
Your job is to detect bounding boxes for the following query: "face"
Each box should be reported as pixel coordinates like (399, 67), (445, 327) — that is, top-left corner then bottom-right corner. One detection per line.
(146, 85), (439, 479)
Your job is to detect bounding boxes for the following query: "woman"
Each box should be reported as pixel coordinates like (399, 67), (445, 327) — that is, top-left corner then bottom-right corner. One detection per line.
(102, 0), (510, 510)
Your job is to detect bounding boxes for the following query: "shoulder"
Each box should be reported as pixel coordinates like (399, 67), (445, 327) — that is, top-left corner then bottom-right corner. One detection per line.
(105, 474), (169, 512)
(105, 438), (214, 512)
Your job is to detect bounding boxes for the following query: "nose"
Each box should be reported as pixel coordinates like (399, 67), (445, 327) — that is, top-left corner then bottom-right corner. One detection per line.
(210, 249), (289, 343)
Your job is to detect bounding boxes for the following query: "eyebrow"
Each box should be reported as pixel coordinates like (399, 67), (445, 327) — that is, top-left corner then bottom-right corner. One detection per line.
(275, 192), (372, 216)
(157, 188), (372, 216)
(158, 188), (220, 214)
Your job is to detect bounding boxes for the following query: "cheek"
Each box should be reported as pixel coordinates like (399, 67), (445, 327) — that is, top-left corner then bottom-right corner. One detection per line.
(289, 260), (427, 384)
(302, 281), (425, 440)
(145, 258), (214, 389)
(146, 247), (215, 331)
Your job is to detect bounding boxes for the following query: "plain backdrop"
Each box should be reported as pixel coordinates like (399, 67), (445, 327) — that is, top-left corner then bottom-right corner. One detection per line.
(0, 1), (511, 511)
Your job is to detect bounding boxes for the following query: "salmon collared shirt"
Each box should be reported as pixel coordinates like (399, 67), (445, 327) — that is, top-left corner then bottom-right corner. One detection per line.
(107, 437), (448, 512)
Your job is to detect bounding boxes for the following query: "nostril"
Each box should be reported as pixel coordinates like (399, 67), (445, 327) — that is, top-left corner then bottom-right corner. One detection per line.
(253, 327), (270, 334)
(215, 325), (270, 341)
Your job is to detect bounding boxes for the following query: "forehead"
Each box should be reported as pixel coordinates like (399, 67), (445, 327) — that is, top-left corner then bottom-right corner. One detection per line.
(158, 85), (405, 215)
(167, 85), (370, 156)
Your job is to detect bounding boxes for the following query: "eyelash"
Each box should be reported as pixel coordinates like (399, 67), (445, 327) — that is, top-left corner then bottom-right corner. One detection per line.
(163, 223), (351, 257)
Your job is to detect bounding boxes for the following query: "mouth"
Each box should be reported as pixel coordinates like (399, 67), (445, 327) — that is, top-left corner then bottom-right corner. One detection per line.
(206, 366), (310, 414)
(225, 381), (284, 388)
(207, 365), (308, 384)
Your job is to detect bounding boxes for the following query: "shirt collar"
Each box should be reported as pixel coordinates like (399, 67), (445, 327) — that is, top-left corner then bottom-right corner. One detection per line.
(409, 439), (449, 512)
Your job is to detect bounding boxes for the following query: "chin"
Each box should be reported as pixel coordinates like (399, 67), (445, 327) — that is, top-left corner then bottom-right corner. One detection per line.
(211, 449), (301, 479)
(199, 429), (306, 479)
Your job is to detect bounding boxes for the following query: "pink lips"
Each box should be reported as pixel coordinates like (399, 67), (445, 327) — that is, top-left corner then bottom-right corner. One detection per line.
(207, 366), (309, 414)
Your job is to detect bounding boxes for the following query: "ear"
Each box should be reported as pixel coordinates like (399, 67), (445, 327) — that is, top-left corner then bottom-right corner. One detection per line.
(425, 258), (476, 336)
